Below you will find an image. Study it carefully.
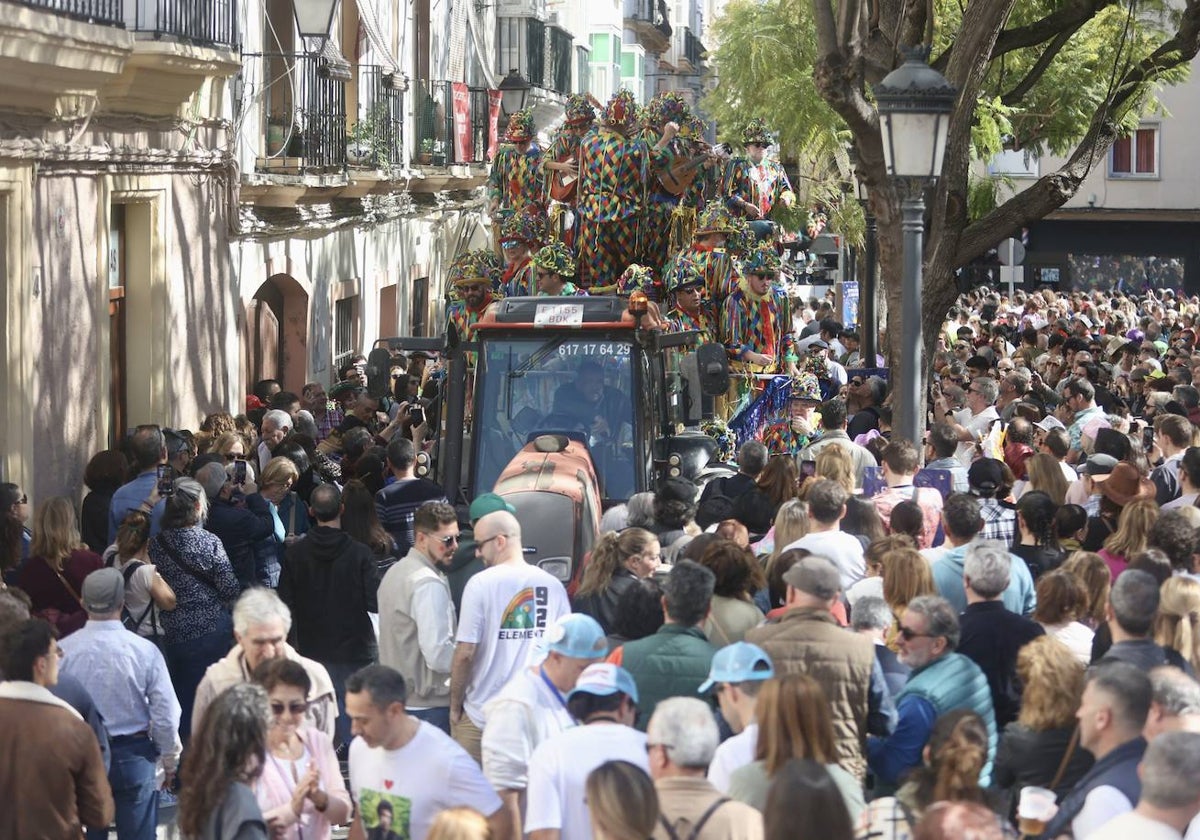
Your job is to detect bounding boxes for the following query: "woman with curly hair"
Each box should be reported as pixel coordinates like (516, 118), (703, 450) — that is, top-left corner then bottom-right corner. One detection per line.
(1155, 576), (1200, 674)
(1012, 491), (1064, 579)
(179, 682), (270, 839)
(1033, 570), (1094, 664)
(648, 478), (699, 547)
(856, 710), (996, 839)
(572, 528), (660, 634)
(697, 539), (766, 645)
(993, 637), (1093, 809)
(1059, 551), (1111, 630)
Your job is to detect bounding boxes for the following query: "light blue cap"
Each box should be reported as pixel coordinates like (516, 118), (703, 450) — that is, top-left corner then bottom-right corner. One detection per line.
(697, 642), (775, 693)
(546, 614), (608, 660)
(567, 663), (640, 705)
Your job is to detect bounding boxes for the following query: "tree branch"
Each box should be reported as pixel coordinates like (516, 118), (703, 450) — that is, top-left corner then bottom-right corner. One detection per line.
(1000, 24), (1082, 106)
(933, 0), (1118, 73)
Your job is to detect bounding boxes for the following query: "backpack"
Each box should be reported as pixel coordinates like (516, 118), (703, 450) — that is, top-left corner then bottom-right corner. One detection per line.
(109, 558), (157, 636)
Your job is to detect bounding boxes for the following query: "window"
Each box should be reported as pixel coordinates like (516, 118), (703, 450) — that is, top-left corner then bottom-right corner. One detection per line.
(410, 277), (428, 337)
(987, 149), (1038, 178)
(1109, 126), (1158, 178)
(333, 295), (358, 374)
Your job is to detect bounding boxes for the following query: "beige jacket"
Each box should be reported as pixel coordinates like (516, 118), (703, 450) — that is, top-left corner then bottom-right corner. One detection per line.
(192, 643), (337, 737)
(652, 776), (763, 840)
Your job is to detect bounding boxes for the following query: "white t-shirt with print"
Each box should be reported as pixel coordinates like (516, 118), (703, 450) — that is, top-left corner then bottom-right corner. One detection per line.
(348, 721), (501, 840)
(525, 722), (649, 840)
(456, 562), (570, 727)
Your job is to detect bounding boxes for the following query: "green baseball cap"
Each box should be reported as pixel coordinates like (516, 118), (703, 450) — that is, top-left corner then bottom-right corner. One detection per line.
(468, 492), (516, 524)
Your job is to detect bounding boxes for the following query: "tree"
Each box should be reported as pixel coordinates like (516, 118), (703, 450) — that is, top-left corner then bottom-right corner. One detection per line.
(707, 0), (1200, 438)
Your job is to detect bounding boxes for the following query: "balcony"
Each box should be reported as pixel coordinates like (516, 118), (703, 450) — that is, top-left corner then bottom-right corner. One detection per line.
(244, 51), (347, 175)
(497, 16), (574, 96)
(127, 0), (237, 47)
(0, 0), (131, 112)
(13, 0), (123, 24)
(409, 79), (489, 191)
(622, 0), (671, 55)
(684, 28), (704, 69)
(349, 65), (404, 171)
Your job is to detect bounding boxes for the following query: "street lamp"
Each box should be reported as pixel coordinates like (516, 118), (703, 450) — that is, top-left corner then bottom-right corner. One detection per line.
(847, 146), (879, 372)
(874, 45), (957, 447)
(498, 68), (531, 116)
(293, 0), (340, 51)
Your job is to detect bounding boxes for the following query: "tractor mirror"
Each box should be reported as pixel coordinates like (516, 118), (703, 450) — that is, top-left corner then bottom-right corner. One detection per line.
(696, 343), (730, 396)
(365, 348), (394, 399)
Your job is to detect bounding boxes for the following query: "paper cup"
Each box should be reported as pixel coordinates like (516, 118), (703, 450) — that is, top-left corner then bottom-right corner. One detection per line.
(1017, 786), (1057, 836)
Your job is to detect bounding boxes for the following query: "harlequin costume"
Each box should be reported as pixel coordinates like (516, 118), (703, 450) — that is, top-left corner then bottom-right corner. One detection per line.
(724, 118), (795, 235)
(639, 93), (705, 276)
(445, 249), (502, 344)
(615, 263), (668, 330)
(673, 204), (743, 305)
(721, 245), (796, 371)
(543, 94), (596, 247)
(761, 373), (822, 456)
(530, 242), (586, 297)
(576, 90), (657, 290)
(663, 253), (716, 345)
(488, 109), (545, 218)
(499, 211), (545, 298)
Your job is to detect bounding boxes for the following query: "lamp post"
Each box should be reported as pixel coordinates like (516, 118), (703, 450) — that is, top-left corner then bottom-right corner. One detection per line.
(874, 45), (957, 447)
(498, 68), (531, 116)
(847, 147), (879, 371)
(293, 0), (340, 52)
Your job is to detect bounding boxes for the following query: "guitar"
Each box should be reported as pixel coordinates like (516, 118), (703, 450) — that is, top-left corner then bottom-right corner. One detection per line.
(656, 143), (731, 197)
(548, 151), (580, 202)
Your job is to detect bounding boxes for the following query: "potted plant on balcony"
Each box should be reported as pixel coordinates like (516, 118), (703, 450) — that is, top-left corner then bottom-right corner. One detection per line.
(347, 104), (391, 170)
(418, 138), (435, 166)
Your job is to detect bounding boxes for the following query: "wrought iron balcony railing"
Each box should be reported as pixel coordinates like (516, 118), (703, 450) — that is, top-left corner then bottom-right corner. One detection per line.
(130, 0), (238, 47)
(351, 65), (404, 169)
(497, 17), (574, 96)
(243, 51), (347, 172)
(14, 0), (124, 27)
(414, 79), (490, 166)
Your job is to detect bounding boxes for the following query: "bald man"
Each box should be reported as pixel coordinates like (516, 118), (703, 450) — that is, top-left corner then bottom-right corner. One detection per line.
(449, 511), (570, 762)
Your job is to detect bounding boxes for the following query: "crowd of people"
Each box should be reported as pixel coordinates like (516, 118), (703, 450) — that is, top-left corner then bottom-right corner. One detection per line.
(7, 254), (1200, 840)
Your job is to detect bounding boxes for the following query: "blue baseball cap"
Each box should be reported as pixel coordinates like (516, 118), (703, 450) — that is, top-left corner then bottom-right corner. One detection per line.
(697, 642), (775, 694)
(545, 614), (608, 660)
(567, 663), (639, 705)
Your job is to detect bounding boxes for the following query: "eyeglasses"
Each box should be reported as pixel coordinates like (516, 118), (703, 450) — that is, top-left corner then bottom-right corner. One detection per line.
(849, 379), (864, 387)
(476, 534), (502, 549)
(645, 742), (674, 754)
(898, 626), (934, 641)
(270, 701), (309, 716)
(436, 534), (459, 546)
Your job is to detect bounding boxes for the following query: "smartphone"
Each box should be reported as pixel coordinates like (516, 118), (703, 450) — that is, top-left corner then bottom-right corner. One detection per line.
(799, 460), (817, 478)
(156, 464), (174, 497)
(409, 404), (425, 426)
(1143, 425), (1155, 452)
(232, 459), (248, 486)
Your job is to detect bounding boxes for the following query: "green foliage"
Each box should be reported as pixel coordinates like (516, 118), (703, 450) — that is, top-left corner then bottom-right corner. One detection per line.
(349, 102), (396, 169)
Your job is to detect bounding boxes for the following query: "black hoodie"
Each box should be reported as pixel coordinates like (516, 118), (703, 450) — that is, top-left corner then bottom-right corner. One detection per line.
(279, 525), (379, 665)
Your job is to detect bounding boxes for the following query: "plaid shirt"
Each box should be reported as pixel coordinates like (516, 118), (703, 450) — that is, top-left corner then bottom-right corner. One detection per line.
(313, 406), (343, 443)
(979, 498), (1017, 547)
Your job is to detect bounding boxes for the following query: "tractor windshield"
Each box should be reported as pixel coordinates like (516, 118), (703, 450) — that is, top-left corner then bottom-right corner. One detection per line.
(473, 336), (637, 500)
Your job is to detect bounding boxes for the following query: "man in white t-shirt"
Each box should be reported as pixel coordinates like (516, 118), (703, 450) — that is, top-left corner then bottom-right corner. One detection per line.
(450, 510), (570, 763)
(784, 479), (866, 589)
(525, 664), (649, 840)
(701, 642), (775, 793)
(935, 375), (1000, 467)
(345, 664), (505, 840)
(482, 613), (609, 839)
(1089, 731), (1200, 840)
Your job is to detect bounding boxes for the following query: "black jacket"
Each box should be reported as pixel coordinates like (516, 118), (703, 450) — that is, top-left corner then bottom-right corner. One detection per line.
(205, 494), (276, 589)
(994, 723), (1094, 810)
(958, 600), (1046, 728)
(572, 568), (641, 636)
(279, 525), (379, 665)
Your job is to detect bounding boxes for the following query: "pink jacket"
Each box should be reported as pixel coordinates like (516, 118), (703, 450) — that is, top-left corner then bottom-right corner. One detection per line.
(253, 726), (351, 840)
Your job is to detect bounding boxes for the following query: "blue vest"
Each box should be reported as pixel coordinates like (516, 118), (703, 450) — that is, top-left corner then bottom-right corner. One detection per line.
(1040, 737), (1144, 839)
(897, 652), (998, 785)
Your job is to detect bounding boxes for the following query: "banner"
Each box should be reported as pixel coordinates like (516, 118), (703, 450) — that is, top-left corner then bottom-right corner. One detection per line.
(487, 90), (502, 161)
(840, 280), (859, 328)
(451, 82), (472, 163)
